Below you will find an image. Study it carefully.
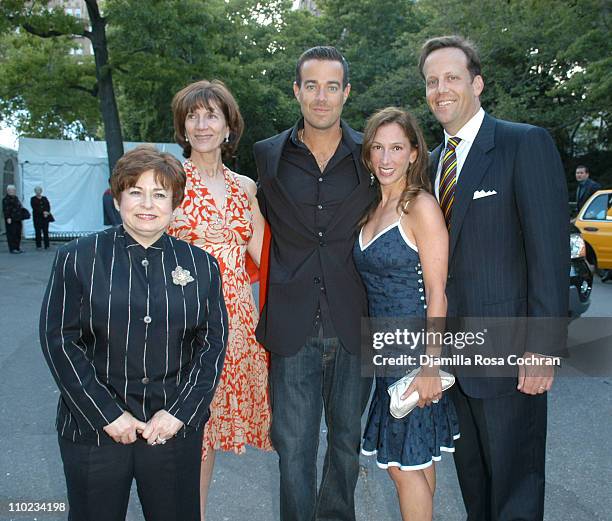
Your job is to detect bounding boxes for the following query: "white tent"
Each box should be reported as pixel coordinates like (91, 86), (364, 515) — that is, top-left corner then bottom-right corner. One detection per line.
(18, 138), (183, 238)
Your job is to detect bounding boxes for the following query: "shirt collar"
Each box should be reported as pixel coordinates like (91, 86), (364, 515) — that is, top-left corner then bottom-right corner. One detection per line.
(289, 118), (358, 153)
(118, 225), (166, 253)
(444, 107), (485, 147)
(289, 118), (305, 146)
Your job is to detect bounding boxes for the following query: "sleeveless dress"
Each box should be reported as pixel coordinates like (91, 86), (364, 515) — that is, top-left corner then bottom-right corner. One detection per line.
(353, 216), (460, 470)
(169, 159), (272, 457)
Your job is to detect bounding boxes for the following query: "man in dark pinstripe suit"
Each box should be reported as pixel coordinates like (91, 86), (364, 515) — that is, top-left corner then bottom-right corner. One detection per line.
(420, 36), (568, 521)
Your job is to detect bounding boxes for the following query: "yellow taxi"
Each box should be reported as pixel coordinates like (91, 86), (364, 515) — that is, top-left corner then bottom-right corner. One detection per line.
(575, 189), (612, 270)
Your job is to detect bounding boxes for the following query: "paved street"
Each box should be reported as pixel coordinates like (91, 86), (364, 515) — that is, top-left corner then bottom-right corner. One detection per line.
(1, 238), (611, 521)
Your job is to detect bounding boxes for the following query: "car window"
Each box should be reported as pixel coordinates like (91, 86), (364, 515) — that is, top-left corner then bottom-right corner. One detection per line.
(583, 194), (612, 220)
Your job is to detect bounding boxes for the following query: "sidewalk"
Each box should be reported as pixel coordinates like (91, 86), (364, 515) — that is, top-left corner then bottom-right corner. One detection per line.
(0, 237), (609, 521)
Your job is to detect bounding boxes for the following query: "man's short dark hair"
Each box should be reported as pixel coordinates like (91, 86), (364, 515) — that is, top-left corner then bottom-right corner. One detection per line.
(575, 165), (589, 174)
(418, 35), (482, 80)
(295, 46), (350, 88)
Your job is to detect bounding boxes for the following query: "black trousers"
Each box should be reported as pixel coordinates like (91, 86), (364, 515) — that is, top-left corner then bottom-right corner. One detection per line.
(34, 218), (50, 248)
(58, 430), (202, 521)
(450, 382), (547, 521)
(5, 220), (22, 251)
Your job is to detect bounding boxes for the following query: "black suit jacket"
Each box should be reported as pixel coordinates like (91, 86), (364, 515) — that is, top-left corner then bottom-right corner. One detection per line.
(31, 195), (51, 223)
(254, 121), (376, 356)
(576, 177), (601, 211)
(430, 114), (569, 398)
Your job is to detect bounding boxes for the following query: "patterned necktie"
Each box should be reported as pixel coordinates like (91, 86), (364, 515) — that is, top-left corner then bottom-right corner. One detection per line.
(439, 137), (461, 229)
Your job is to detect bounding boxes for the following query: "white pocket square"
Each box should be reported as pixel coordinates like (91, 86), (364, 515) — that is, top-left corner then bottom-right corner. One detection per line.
(473, 189), (497, 200)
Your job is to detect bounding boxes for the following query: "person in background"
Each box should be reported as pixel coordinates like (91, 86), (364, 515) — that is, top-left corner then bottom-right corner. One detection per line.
(103, 178), (122, 225)
(575, 165), (601, 212)
(40, 145), (228, 521)
(169, 79), (271, 521)
(31, 186), (52, 250)
(3, 184), (25, 254)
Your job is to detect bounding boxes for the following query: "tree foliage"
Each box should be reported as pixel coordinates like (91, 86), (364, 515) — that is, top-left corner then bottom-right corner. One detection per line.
(0, 0), (610, 182)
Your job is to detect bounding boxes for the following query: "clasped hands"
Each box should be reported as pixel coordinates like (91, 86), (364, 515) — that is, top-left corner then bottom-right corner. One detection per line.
(102, 410), (184, 446)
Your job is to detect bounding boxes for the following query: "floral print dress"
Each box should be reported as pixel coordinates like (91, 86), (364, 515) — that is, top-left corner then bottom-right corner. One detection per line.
(169, 159), (272, 457)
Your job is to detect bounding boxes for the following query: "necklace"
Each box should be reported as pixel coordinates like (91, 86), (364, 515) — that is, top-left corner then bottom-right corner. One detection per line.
(298, 128), (342, 172)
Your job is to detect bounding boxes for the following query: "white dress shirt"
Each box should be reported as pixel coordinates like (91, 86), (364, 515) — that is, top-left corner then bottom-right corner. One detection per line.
(435, 107), (486, 201)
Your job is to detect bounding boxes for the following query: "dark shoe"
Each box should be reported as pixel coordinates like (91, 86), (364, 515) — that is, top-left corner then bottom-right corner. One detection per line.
(601, 271), (611, 283)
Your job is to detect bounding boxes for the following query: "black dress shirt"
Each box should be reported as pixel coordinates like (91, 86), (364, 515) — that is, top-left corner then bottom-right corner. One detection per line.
(40, 226), (228, 445)
(254, 120), (376, 355)
(277, 122), (360, 337)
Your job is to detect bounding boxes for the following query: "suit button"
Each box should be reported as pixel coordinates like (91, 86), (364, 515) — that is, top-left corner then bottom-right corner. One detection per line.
(319, 241), (326, 247)
(318, 231), (323, 237)
(320, 286), (325, 292)
(141, 259), (149, 267)
(314, 277), (321, 284)
(318, 177), (323, 182)
(141, 377), (149, 385)
(143, 315), (152, 324)
(317, 204), (323, 210)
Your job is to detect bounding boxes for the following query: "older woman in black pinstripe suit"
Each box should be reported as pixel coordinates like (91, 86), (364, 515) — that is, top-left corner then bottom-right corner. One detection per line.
(40, 145), (228, 521)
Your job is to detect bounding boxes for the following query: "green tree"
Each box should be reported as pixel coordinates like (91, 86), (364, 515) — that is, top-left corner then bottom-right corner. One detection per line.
(0, 30), (99, 139)
(1, 0), (608, 182)
(411, 0), (612, 164)
(1, 0), (124, 170)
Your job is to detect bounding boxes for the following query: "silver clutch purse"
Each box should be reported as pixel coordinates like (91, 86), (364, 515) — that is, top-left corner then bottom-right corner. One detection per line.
(387, 368), (455, 419)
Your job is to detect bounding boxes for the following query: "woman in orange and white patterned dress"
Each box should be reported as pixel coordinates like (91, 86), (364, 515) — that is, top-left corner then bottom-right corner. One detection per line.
(169, 80), (272, 520)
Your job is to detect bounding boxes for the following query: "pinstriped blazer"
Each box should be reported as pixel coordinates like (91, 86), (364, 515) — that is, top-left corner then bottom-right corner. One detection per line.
(40, 226), (228, 445)
(430, 114), (569, 398)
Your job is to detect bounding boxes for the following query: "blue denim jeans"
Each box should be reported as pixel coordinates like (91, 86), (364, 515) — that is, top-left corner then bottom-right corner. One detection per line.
(270, 336), (372, 521)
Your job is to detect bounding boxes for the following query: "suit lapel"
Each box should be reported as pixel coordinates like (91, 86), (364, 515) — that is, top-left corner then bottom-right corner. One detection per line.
(429, 144), (443, 189)
(263, 130), (289, 184)
(448, 114), (496, 259)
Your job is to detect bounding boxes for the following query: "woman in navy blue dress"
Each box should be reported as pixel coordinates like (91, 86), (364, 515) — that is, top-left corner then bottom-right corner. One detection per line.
(354, 107), (459, 521)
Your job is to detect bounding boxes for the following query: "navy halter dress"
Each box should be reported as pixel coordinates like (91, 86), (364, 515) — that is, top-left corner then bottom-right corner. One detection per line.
(354, 217), (460, 470)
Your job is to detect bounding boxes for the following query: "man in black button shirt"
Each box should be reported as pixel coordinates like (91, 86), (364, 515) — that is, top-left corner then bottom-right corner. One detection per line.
(254, 46), (376, 521)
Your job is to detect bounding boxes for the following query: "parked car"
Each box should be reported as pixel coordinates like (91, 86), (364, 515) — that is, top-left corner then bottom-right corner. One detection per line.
(574, 189), (612, 273)
(569, 225), (593, 318)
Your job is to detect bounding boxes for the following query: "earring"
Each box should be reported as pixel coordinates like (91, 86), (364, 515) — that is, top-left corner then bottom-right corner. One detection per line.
(369, 172), (376, 186)
(185, 136), (189, 143)
(223, 134), (230, 144)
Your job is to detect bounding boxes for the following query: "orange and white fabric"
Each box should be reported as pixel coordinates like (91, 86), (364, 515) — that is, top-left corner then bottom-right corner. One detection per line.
(169, 159), (272, 457)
